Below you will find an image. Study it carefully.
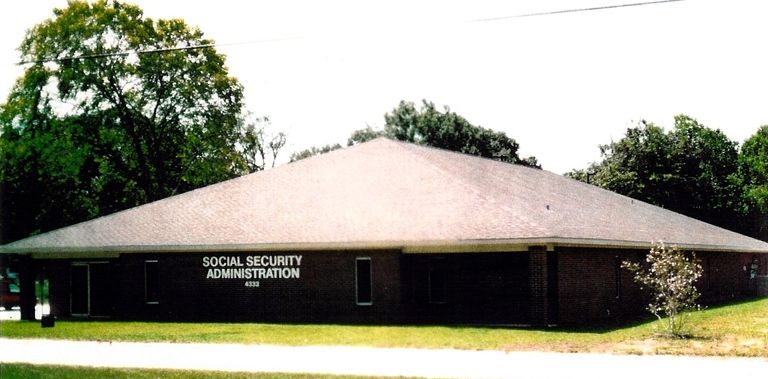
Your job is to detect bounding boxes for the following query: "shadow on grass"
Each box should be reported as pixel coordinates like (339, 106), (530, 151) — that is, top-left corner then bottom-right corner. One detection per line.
(12, 297), (763, 339)
(515, 296), (766, 337)
(434, 314), (659, 335)
(698, 295), (765, 310)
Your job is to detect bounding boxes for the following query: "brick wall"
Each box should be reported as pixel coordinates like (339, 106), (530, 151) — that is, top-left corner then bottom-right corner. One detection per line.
(528, 249), (548, 325)
(556, 248), (766, 325)
(756, 277), (768, 296)
(30, 247), (767, 325)
(40, 250), (403, 323)
(698, 252), (764, 301)
(556, 248), (646, 325)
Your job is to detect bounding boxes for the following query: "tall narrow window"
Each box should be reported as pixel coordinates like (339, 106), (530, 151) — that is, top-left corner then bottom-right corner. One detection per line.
(428, 261), (447, 304)
(614, 257), (622, 299)
(145, 260), (159, 304)
(70, 264), (89, 315)
(355, 258), (372, 305)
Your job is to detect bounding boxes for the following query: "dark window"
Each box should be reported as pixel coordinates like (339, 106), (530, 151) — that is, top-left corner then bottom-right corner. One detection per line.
(88, 263), (113, 317)
(70, 264), (89, 315)
(145, 260), (159, 304)
(356, 258), (372, 305)
(428, 261), (447, 304)
(614, 257), (622, 299)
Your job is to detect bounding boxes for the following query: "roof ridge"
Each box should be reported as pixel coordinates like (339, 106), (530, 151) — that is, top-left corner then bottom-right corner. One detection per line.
(393, 142), (551, 237)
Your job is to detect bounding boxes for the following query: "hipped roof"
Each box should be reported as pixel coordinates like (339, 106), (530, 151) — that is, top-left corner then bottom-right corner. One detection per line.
(3, 137), (768, 255)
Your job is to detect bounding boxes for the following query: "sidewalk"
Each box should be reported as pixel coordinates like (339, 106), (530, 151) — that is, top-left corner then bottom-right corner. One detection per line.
(1, 338), (766, 378)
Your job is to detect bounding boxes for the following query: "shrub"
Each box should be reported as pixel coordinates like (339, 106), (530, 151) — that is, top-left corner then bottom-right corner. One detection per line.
(622, 241), (703, 338)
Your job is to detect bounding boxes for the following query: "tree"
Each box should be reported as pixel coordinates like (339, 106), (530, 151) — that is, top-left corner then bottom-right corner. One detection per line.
(568, 116), (742, 231)
(292, 100), (540, 168)
(0, 0), (283, 243)
(347, 126), (384, 146)
(622, 242), (703, 338)
(667, 116), (742, 228)
(382, 100), (539, 167)
(738, 126), (768, 240)
(289, 143), (342, 163)
(239, 116), (286, 172)
(568, 121), (670, 202)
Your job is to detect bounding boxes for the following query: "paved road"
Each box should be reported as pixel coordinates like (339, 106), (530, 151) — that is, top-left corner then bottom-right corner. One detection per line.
(1, 338), (766, 378)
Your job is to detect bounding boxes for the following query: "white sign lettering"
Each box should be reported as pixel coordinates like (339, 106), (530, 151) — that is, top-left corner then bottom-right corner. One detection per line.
(203, 255), (302, 282)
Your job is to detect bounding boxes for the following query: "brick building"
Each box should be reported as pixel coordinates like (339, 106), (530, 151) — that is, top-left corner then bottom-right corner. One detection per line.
(2, 138), (766, 325)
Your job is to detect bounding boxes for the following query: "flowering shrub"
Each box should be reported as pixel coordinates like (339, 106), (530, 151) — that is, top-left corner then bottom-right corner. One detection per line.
(622, 241), (703, 338)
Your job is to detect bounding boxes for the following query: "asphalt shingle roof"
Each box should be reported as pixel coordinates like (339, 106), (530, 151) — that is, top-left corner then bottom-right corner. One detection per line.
(4, 137), (768, 254)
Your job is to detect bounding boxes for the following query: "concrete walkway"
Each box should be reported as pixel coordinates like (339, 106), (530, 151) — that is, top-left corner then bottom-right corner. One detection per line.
(1, 338), (766, 378)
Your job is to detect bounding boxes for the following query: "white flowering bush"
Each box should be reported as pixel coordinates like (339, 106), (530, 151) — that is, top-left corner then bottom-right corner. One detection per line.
(622, 241), (703, 338)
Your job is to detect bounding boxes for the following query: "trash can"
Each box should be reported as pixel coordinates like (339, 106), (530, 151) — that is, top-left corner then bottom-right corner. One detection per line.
(41, 314), (55, 328)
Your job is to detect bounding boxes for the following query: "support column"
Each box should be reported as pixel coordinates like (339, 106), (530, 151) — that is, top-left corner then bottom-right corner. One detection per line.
(17, 255), (36, 321)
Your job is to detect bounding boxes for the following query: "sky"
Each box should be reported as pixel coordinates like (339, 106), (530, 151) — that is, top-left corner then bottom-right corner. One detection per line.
(2, 0), (767, 174)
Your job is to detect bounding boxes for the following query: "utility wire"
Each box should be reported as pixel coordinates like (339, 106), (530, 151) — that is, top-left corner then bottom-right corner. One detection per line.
(470, 0), (687, 23)
(17, 37), (300, 65)
(17, 0), (687, 65)
(19, 43), (215, 65)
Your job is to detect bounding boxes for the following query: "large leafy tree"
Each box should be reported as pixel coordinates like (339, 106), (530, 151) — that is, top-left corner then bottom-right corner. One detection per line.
(568, 115), (742, 232)
(380, 100), (539, 167)
(738, 126), (768, 239)
(667, 116), (742, 227)
(739, 126), (768, 212)
(1, 0), (281, 243)
(294, 100), (540, 168)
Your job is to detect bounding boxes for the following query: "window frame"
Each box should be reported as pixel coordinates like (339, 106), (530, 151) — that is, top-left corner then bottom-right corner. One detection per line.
(355, 257), (372, 306)
(613, 256), (622, 300)
(144, 260), (160, 305)
(428, 260), (448, 305)
(70, 263), (91, 316)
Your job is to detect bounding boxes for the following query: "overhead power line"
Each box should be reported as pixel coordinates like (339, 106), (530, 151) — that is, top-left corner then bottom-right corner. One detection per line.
(16, 0), (688, 65)
(19, 43), (215, 65)
(470, 0), (687, 23)
(17, 37), (299, 66)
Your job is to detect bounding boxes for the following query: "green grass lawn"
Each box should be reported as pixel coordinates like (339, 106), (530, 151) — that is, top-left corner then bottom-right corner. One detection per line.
(0, 363), (418, 379)
(1, 298), (766, 357)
